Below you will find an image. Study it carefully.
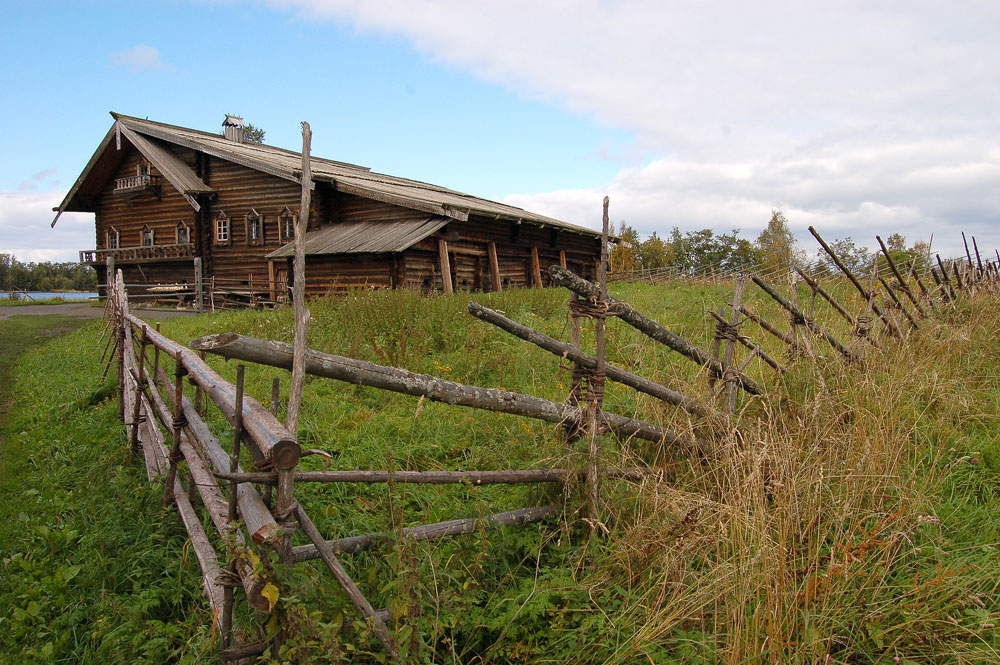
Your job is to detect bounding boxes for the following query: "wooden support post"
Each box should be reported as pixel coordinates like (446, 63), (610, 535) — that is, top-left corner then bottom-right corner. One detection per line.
(531, 246), (543, 287)
(972, 236), (984, 278)
(876, 236), (925, 317)
(708, 306), (725, 391)
(722, 280), (744, 413)
(127, 325), (148, 453)
(221, 365), (245, 648)
(936, 254), (954, 301)
(194, 257), (204, 313)
(286, 122), (312, 435)
(952, 259), (964, 290)
(487, 241), (502, 292)
(195, 350), (206, 416)
(437, 238), (454, 294)
(962, 232), (974, 277)
(548, 265), (764, 396)
(559, 249), (567, 269)
(789, 271), (801, 358)
(162, 351), (187, 506)
(586, 197), (610, 532)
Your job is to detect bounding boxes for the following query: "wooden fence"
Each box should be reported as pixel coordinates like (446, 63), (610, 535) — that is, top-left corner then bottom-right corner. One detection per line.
(102, 217), (997, 661)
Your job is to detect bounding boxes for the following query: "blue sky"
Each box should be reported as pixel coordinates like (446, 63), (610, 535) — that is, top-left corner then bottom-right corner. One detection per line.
(2, 1), (998, 263)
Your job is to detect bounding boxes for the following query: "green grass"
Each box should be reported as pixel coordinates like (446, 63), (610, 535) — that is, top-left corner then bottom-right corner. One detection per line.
(1, 281), (999, 664)
(0, 297), (100, 306)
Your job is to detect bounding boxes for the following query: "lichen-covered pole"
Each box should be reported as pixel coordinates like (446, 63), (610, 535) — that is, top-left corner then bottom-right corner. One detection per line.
(221, 364), (245, 648)
(587, 196), (610, 532)
(286, 121), (312, 435)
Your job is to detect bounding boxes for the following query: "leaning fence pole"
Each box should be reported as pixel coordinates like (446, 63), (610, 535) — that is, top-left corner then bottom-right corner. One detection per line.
(751, 275), (859, 363)
(808, 226), (901, 336)
(875, 236), (926, 317)
(286, 121), (312, 435)
(548, 265), (763, 396)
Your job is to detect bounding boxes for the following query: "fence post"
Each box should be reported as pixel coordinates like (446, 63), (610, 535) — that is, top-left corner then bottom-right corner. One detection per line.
(194, 257), (203, 313)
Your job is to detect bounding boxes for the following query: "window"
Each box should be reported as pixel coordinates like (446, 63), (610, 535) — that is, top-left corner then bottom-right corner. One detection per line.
(137, 161), (150, 177)
(279, 207), (296, 242)
(176, 221), (190, 245)
(246, 209), (264, 246)
(141, 225), (154, 247)
(215, 212), (230, 245)
(106, 226), (119, 250)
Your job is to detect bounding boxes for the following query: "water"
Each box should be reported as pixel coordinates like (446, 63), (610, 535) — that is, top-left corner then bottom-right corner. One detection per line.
(0, 291), (99, 301)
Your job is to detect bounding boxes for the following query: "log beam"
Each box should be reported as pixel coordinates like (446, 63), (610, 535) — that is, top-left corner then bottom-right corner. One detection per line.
(190, 333), (708, 453)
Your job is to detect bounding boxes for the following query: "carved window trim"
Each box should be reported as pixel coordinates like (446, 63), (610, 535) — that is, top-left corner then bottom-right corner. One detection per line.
(137, 160), (151, 177)
(106, 226), (119, 250)
(176, 221), (191, 245)
(215, 211), (230, 246)
(245, 209), (264, 246)
(141, 224), (155, 247)
(279, 207), (296, 242)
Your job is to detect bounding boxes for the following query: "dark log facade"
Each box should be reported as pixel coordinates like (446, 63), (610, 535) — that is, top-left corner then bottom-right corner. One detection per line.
(55, 114), (603, 302)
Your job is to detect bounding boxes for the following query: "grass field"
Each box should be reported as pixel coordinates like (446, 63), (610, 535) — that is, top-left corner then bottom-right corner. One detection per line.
(1, 280), (998, 664)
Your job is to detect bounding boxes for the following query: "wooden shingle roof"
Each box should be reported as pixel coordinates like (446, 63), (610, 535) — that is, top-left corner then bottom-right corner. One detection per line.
(266, 217), (450, 258)
(53, 112), (601, 239)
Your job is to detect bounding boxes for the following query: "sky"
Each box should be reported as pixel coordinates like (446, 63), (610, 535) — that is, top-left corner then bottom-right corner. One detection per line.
(1, 0), (997, 264)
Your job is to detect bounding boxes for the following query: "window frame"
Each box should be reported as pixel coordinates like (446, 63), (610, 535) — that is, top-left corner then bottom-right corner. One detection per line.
(176, 221), (191, 245)
(279, 207), (297, 242)
(141, 224), (155, 247)
(215, 212), (230, 246)
(106, 226), (119, 250)
(245, 209), (264, 246)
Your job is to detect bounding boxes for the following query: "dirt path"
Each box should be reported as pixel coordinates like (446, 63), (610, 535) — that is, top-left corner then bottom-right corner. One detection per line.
(0, 302), (196, 321)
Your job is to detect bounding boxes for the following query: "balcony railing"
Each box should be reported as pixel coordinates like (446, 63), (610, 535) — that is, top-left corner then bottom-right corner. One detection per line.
(80, 243), (195, 265)
(114, 174), (161, 194)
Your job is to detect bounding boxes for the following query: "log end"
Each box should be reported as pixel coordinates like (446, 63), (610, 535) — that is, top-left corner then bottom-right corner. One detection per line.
(270, 438), (302, 470)
(190, 332), (241, 351)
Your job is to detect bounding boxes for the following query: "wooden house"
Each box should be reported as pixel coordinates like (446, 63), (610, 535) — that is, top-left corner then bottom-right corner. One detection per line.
(53, 113), (604, 303)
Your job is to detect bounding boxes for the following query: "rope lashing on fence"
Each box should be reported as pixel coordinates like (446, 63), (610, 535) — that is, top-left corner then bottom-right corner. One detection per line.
(566, 296), (610, 436)
(713, 318), (745, 343)
(853, 315), (873, 338)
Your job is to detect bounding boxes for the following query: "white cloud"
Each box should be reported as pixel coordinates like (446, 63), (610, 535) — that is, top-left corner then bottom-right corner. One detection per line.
(109, 44), (174, 72)
(262, 1), (999, 258)
(0, 190), (94, 263)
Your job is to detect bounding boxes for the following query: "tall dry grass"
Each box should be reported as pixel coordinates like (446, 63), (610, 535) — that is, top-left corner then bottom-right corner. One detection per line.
(594, 290), (1000, 664)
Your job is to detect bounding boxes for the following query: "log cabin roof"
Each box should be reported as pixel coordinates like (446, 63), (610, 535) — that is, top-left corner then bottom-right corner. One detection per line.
(266, 216), (450, 258)
(52, 113), (602, 239)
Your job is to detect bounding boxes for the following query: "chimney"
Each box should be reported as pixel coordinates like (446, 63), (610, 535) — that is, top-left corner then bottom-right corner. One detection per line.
(222, 114), (245, 143)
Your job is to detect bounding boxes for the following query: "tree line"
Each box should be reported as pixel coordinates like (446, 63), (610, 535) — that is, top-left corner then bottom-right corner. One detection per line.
(610, 210), (931, 277)
(0, 254), (97, 292)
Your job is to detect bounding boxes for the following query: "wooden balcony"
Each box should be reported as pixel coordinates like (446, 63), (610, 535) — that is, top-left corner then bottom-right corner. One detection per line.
(114, 174), (161, 199)
(80, 243), (195, 265)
